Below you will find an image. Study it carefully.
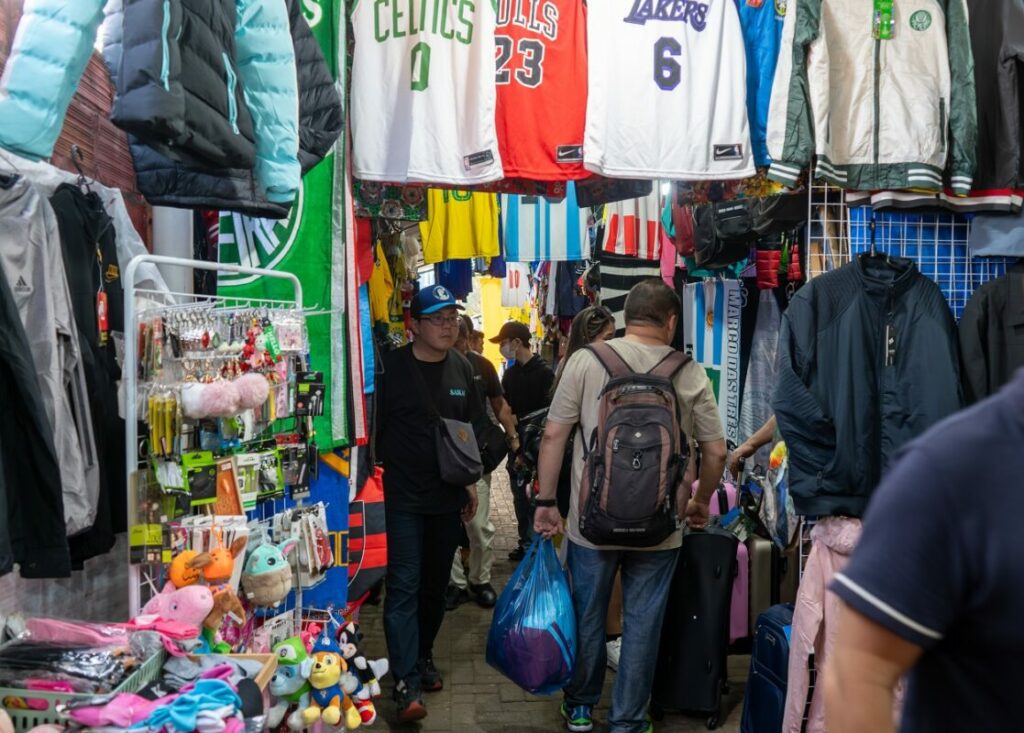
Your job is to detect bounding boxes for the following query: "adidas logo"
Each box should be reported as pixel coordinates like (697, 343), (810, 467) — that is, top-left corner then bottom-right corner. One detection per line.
(12, 275), (31, 294)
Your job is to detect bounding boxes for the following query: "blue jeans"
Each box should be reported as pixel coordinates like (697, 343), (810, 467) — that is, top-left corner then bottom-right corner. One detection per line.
(565, 540), (679, 733)
(383, 507), (462, 691)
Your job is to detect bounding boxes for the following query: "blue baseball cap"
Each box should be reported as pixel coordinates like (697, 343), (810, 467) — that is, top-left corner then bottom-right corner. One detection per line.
(411, 285), (465, 318)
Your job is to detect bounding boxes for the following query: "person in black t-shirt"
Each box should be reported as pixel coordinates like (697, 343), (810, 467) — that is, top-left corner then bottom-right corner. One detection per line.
(490, 320), (555, 560)
(377, 286), (480, 723)
(446, 315), (519, 610)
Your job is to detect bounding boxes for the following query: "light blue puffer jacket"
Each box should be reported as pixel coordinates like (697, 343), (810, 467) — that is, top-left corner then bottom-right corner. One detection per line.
(0, 0), (300, 203)
(0, 0), (106, 160)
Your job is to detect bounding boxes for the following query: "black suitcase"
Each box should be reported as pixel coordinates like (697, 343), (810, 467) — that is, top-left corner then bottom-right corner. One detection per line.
(652, 527), (739, 730)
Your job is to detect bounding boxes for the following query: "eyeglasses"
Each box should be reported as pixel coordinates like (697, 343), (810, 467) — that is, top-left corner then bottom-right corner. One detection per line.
(419, 314), (461, 327)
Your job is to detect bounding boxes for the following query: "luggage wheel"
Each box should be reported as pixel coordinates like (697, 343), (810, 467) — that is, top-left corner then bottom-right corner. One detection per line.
(706, 713), (719, 730)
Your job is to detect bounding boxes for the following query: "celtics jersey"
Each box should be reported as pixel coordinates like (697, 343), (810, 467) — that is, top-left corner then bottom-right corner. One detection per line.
(419, 190), (500, 264)
(351, 0), (504, 184)
(583, 0), (755, 179)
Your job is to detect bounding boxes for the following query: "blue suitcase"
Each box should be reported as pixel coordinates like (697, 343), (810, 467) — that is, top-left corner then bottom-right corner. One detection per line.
(740, 604), (794, 733)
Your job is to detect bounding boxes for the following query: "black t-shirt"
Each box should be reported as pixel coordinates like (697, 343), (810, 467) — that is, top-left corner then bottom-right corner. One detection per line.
(466, 351), (502, 414)
(831, 370), (1024, 733)
(501, 354), (555, 419)
(378, 345), (481, 514)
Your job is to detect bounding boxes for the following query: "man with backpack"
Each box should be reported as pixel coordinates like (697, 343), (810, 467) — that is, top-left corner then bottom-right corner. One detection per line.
(534, 279), (727, 733)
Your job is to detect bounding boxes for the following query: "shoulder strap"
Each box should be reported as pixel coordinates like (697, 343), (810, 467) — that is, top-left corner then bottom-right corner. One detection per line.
(648, 349), (691, 380)
(585, 342), (634, 379)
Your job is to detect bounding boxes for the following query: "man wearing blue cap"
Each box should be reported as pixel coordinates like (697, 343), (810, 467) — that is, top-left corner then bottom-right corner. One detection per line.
(377, 285), (481, 723)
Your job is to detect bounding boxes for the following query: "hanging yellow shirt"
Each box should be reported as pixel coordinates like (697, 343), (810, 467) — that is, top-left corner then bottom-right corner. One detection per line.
(367, 242), (394, 325)
(419, 189), (500, 264)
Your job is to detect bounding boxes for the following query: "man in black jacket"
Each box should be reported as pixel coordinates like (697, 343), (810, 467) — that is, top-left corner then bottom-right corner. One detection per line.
(491, 321), (554, 560)
(378, 286), (479, 723)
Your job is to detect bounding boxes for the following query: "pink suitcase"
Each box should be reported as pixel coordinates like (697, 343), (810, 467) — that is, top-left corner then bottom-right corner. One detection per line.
(693, 480), (750, 642)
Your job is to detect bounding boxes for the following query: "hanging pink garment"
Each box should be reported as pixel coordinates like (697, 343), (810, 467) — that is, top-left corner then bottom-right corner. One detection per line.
(660, 227), (676, 287)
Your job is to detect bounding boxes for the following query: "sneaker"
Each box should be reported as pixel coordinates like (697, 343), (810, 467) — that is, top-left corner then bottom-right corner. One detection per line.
(393, 681), (426, 723)
(606, 637), (621, 672)
(508, 546), (526, 562)
(560, 703), (594, 733)
(445, 584), (468, 611)
(418, 656), (443, 692)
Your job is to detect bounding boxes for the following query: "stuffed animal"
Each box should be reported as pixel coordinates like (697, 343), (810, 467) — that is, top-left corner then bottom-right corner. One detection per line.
(141, 582), (214, 630)
(203, 536), (248, 588)
(268, 637), (313, 731)
(336, 622), (389, 700)
(201, 588), (246, 653)
(241, 538), (298, 608)
(167, 550), (205, 589)
(302, 628), (361, 729)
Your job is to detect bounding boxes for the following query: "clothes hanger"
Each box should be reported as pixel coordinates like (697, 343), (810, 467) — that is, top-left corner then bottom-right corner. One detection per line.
(70, 144), (94, 195)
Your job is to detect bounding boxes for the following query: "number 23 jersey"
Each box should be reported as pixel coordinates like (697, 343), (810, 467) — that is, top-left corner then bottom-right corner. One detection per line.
(584, 0), (755, 180)
(495, 0), (588, 180)
(351, 0), (503, 184)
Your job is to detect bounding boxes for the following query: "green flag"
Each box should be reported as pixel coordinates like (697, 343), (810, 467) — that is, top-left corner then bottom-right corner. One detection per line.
(218, 0), (349, 449)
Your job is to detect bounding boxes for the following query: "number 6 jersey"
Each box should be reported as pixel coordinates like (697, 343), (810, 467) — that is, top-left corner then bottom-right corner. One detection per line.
(584, 0), (755, 180)
(351, 0), (504, 184)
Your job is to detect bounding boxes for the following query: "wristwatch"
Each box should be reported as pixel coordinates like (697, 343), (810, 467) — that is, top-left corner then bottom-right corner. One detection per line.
(533, 498), (556, 508)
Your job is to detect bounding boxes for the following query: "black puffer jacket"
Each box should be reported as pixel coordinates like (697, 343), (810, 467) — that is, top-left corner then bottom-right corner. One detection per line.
(772, 257), (962, 518)
(104, 0), (341, 217)
(113, 0), (256, 169)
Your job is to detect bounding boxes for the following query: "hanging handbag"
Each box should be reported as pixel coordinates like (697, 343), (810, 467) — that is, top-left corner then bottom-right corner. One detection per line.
(475, 414), (509, 475)
(693, 200), (759, 269)
(406, 349), (484, 486)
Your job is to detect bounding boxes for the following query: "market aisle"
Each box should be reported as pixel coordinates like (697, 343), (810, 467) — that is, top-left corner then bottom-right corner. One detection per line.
(357, 469), (746, 732)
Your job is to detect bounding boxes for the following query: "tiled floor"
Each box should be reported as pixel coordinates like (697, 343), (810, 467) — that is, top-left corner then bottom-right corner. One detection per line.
(357, 470), (747, 732)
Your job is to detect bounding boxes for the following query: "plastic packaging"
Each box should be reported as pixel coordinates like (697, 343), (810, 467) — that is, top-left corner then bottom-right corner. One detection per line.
(486, 538), (576, 695)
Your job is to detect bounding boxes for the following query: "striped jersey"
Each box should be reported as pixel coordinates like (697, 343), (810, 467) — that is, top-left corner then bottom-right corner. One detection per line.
(598, 252), (662, 335)
(502, 181), (591, 262)
(601, 191), (663, 260)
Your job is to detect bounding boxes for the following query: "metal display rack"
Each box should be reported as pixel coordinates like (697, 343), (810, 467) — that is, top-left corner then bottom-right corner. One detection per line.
(123, 254), (304, 617)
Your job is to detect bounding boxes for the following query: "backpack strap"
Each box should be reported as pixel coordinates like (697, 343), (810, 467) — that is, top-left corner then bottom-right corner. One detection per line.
(648, 350), (691, 380)
(585, 342), (634, 379)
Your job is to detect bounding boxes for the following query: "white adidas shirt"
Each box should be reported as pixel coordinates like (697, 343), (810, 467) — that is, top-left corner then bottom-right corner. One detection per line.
(584, 0), (755, 180)
(350, 0), (503, 184)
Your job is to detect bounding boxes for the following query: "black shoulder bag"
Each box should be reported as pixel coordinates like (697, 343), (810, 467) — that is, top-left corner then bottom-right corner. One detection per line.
(406, 349), (484, 486)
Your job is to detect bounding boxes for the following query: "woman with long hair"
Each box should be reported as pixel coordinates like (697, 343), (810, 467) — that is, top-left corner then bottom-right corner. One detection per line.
(552, 305), (615, 393)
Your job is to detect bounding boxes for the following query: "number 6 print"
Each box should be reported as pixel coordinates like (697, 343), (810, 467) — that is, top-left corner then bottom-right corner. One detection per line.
(654, 37), (681, 91)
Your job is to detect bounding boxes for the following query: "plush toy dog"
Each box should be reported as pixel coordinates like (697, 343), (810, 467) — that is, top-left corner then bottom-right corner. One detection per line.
(302, 628), (361, 729)
(337, 622), (389, 700)
(241, 538), (298, 608)
(268, 637), (313, 731)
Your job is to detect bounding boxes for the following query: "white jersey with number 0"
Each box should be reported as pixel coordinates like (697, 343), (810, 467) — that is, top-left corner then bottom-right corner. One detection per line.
(351, 0), (503, 184)
(584, 0), (755, 180)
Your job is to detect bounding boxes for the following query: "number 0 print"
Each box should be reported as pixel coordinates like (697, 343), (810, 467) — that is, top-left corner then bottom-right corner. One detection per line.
(411, 42), (431, 92)
(654, 37), (682, 91)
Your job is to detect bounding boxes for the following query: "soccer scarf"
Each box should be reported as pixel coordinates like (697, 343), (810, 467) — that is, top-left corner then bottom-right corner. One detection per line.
(682, 280), (743, 446)
(601, 190), (663, 261)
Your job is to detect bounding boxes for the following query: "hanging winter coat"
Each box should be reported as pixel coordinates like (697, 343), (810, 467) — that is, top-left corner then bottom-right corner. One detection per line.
(0, 0), (106, 160)
(103, 0), (340, 217)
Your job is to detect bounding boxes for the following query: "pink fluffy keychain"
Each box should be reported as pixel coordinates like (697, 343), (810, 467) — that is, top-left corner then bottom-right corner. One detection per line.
(200, 380), (241, 417)
(234, 373), (270, 410)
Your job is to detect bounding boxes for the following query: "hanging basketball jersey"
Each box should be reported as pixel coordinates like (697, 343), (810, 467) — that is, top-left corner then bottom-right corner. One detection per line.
(351, 0), (503, 184)
(502, 263), (532, 307)
(502, 181), (591, 262)
(583, 0), (755, 179)
(495, 0), (588, 179)
(419, 190), (500, 264)
(601, 190), (663, 260)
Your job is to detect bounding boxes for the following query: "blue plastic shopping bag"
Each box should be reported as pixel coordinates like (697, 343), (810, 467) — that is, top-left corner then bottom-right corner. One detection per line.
(486, 537), (576, 695)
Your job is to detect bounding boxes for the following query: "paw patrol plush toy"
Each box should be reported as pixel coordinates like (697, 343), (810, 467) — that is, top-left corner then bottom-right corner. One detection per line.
(268, 637), (313, 731)
(302, 627), (361, 729)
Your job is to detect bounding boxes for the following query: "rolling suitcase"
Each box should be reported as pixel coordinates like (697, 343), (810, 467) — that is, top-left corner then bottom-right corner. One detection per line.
(694, 481), (750, 642)
(740, 604), (794, 733)
(748, 536), (799, 632)
(652, 527), (739, 730)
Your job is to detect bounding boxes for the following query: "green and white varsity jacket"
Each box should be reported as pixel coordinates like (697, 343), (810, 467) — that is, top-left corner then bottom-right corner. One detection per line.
(766, 0), (977, 194)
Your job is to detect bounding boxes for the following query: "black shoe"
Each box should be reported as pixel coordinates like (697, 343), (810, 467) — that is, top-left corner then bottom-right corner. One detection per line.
(393, 681), (427, 723)
(419, 656), (443, 692)
(508, 546), (526, 562)
(470, 583), (497, 608)
(445, 584), (468, 611)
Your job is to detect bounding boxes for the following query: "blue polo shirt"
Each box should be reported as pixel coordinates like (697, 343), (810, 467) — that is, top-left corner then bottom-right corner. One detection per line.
(832, 369), (1024, 732)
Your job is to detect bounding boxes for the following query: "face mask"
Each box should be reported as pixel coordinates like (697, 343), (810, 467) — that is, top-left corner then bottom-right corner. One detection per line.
(500, 341), (516, 361)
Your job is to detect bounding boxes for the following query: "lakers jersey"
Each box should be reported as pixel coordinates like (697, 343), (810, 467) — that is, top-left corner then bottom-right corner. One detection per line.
(419, 190), (500, 264)
(495, 0), (588, 179)
(584, 0), (755, 179)
(351, 0), (504, 184)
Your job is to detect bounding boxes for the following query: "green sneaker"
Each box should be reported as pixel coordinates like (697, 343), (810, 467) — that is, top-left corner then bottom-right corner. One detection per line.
(560, 702), (594, 733)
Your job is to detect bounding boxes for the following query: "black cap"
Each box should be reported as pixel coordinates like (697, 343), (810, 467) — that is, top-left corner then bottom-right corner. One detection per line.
(489, 321), (532, 345)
